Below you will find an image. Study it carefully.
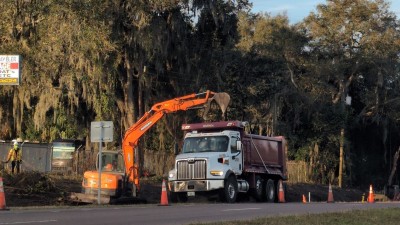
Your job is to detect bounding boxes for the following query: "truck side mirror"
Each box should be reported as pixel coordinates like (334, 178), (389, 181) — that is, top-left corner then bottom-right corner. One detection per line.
(236, 140), (242, 151)
(174, 143), (179, 155)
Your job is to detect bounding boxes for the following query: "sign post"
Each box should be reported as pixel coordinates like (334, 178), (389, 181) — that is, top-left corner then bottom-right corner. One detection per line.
(90, 121), (113, 204)
(0, 55), (21, 85)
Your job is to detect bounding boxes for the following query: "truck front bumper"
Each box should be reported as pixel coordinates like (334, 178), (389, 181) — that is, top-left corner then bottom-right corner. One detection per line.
(168, 179), (224, 192)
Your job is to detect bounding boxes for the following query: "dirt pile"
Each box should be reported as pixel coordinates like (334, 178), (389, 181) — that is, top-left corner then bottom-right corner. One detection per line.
(1, 171), (81, 207)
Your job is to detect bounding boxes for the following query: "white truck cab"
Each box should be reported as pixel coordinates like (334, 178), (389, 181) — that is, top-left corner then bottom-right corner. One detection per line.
(168, 130), (242, 193)
(168, 121), (287, 203)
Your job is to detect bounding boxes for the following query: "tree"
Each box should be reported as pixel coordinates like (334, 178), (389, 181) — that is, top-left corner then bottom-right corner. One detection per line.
(0, 0), (116, 141)
(300, 0), (400, 186)
(233, 12), (308, 137)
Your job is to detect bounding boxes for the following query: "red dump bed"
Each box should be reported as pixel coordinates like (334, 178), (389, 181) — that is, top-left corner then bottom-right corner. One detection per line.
(242, 134), (287, 179)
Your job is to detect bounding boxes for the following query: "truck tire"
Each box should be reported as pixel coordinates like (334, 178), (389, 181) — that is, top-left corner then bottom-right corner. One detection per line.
(222, 176), (238, 203)
(265, 179), (275, 203)
(252, 175), (265, 202)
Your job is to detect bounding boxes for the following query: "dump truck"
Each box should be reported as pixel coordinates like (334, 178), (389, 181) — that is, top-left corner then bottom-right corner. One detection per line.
(168, 121), (287, 203)
(71, 90), (230, 204)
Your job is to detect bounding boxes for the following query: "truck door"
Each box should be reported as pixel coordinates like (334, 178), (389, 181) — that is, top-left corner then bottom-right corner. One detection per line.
(229, 134), (242, 175)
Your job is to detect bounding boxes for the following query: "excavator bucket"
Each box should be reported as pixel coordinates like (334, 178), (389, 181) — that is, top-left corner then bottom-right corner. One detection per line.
(203, 92), (231, 120)
(213, 92), (230, 114)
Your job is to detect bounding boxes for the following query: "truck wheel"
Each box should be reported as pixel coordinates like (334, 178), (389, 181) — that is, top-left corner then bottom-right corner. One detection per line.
(223, 176), (238, 203)
(252, 175), (265, 202)
(265, 179), (275, 203)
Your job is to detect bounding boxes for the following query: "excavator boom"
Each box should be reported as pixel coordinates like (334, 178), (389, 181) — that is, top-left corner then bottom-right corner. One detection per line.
(122, 90), (230, 194)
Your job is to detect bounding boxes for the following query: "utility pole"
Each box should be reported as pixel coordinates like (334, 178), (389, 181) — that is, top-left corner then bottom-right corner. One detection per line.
(339, 128), (344, 188)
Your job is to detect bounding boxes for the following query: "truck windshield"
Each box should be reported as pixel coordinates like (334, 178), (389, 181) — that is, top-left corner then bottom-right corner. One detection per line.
(182, 136), (229, 153)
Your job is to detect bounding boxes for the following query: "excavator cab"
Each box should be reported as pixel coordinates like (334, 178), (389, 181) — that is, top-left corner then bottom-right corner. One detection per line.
(97, 151), (124, 173)
(72, 150), (127, 204)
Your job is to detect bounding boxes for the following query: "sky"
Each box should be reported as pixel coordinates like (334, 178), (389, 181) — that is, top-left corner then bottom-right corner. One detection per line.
(250, 0), (400, 24)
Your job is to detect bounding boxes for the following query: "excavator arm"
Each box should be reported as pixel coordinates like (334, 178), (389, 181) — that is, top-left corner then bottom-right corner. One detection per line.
(122, 90), (230, 193)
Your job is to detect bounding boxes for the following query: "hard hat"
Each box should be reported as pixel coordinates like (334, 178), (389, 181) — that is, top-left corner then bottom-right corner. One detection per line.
(13, 142), (20, 150)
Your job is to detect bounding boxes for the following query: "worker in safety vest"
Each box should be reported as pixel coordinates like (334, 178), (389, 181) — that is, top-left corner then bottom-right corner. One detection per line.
(4, 141), (22, 174)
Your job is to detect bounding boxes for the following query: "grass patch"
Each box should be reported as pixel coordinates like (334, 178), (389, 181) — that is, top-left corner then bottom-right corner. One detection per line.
(191, 208), (400, 225)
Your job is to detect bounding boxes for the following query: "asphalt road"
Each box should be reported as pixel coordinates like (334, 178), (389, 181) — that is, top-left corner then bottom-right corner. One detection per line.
(1, 202), (400, 225)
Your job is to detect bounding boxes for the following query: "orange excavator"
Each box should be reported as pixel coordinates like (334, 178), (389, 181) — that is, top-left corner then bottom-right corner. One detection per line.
(71, 90), (230, 204)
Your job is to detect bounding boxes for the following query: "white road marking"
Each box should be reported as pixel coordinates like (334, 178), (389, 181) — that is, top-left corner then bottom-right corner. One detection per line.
(0, 220), (57, 224)
(222, 208), (261, 211)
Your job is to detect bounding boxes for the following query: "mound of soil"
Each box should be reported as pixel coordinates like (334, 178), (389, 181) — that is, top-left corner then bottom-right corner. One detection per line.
(2, 172), (82, 207)
(1, 172), (365, 207)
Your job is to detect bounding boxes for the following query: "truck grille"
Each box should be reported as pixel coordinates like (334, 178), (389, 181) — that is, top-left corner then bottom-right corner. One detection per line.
(177, 159), (206, 180)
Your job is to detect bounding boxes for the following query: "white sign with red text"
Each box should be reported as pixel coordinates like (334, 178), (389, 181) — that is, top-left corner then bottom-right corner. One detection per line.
(0, 55), (20, 85)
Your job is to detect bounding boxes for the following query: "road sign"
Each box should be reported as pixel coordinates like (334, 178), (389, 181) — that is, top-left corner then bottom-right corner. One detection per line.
(90, 121), (113, 204)
(90, 121), (113, 142)
(0, 55), (21, 85)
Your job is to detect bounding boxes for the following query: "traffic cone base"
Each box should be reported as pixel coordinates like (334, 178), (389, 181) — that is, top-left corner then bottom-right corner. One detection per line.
(0, 177), (8, 210)
(327, 183), (334, 203)
(278, 180), (285, 203)
(159, 179), (170, 206)
(367, 184), (375, 203)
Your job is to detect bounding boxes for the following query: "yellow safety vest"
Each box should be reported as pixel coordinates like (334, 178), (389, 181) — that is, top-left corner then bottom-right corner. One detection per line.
(7, 148), (22, 161)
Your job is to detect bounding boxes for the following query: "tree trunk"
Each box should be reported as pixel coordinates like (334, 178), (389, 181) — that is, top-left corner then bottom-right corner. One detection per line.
(137, 70), (145, 177)
(388, 147), (400, 186)
(122, 50), (135, 131)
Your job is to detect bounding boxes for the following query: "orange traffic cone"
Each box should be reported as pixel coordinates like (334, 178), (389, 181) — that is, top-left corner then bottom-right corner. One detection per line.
(302, 194), (307, 203)
(367, 184), (375, 203)
(327, 183), (334, 203)
(0, 177), (8, 210)
(159, 179), (169, 206)
(278, 180), (285, 203)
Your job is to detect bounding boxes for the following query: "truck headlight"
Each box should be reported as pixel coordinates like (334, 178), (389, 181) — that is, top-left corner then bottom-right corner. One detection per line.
(168, 172), (175, 179)
(210, 170), (224, 176)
